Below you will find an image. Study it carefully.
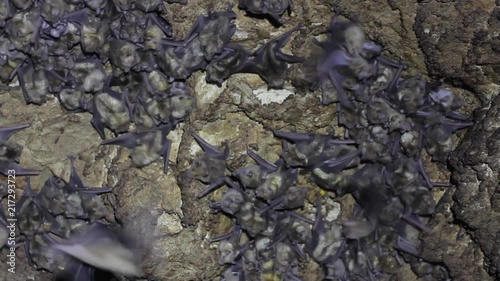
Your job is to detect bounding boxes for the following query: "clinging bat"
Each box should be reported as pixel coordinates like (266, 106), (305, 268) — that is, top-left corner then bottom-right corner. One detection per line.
(101, 124), (173, 173)
(237, 24), (303, 89)
(0, 124), (40, 176)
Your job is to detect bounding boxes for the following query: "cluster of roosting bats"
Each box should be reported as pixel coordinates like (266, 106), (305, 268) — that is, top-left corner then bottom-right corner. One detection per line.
(0, 0), (472, 280)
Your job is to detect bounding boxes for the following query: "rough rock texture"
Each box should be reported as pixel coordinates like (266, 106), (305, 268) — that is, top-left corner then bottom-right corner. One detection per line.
(452, 95), (499, 279)
(414, 0), (499, 104)
(0, 0), (498, 281)
(420, 187), (494, 281)
(420, 95), (500, 281)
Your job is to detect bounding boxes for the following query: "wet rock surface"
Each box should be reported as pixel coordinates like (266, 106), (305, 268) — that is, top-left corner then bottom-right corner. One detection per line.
(0, 0), (498, 281)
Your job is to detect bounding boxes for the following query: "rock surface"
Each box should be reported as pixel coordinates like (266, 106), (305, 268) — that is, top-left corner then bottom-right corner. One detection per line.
(414, 0), (499, 103)
(449, 94), (499, 280)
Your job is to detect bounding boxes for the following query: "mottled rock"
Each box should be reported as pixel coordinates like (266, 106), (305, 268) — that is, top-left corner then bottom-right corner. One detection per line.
(414, 0), (499, 102)
(448, 94), (500, 279)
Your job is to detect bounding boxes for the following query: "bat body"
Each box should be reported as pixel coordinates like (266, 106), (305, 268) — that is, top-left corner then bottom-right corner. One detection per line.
(0, 124), (40, 176)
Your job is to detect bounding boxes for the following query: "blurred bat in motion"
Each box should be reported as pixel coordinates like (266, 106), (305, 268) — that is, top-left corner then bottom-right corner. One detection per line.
(47, 222), (142, 277)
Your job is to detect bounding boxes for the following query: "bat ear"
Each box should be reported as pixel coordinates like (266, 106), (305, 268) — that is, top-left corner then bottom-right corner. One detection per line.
(440, 119), (474, 133)
(273, 130), (312, 143)
(1, 161), (40, 177)
(162, 138), (172, 174)
(100, 132), (139, 148)
(90, 110), (106, 140)
(192, 133), (228, 158)
(67, 156), (85, 190)
(247, 149), (276, 171)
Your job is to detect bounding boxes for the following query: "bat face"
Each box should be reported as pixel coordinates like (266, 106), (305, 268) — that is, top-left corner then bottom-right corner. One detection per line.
(255, 164), (297, 202)
(80, 194), (108, 221)
(113, 10), (147, 44)
(217, 238), (242, 265)
(44, 68), (68, 94)
(17, 179), (44, 239)
(79, 13), (111, 55)
(231, 150), (278, 190)
(128, 128), (170, 168)
(7, 8), (41, 52)
(349, 164), (387, 191)
(195, 7), (237, 61)
(141, 70), (169, 95)
(236, 202), (268, 238)
(108, 39), (140, 75)
(57, 88), (89, 112)
(280, 185), (307, 210)
(37, 177), (67, 216)
(131, 102), (157, 132)
(40, 0), (70, 24)
(0, 138), (22, 164)
(220, 189), (246, 215)
(190, 153), (226, 183)
(232, 165), (266, 190)
(429, 88), (463, 113)
(109, 72), (142, 103)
